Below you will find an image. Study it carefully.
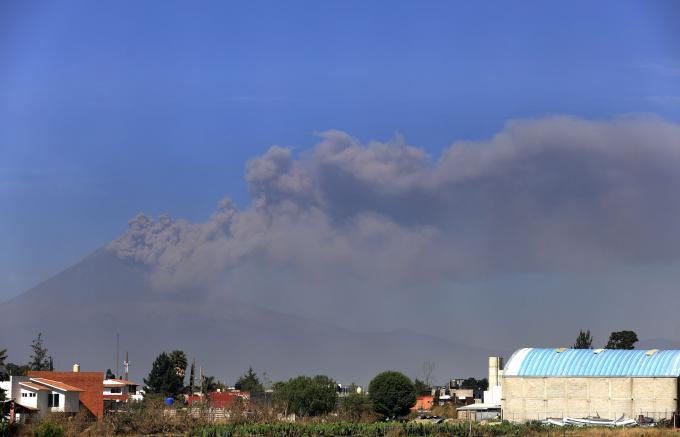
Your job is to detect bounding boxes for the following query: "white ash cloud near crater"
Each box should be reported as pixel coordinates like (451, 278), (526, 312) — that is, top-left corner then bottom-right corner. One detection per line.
(107, 115), (680, 294)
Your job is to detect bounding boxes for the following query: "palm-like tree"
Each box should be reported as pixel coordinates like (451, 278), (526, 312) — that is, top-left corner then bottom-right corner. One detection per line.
(0, 348), (8, 380)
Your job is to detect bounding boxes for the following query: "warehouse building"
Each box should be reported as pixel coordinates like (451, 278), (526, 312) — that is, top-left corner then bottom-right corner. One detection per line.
(502, 348), (680, 422)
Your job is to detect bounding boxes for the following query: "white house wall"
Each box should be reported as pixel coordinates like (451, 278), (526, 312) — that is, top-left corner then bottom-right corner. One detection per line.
(18, 387), (39, 409)
(3, 376), (29, 400)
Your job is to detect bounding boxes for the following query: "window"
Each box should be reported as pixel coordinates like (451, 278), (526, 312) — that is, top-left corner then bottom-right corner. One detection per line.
(110, 387), (122, 394)
(31, 393), (36, 397)
(22, 393), (27, 398)
(48, 393), (60, 408)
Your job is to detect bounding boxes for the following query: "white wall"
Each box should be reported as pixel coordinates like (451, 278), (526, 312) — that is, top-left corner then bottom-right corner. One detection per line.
(48, 389), (80, 414)
(483, 385), (502, 405)
(103, 386), (128, 395)
(502, 376), (678, 422)
(18, 387), (39, 409)
(3, 376), (29, 400)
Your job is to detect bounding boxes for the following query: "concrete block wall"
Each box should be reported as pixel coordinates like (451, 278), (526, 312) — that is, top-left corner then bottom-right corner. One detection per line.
(502, 377), (678, 422)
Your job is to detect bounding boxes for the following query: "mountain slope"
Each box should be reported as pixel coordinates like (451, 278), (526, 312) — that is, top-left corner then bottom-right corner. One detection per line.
(0, 249), (498, 385)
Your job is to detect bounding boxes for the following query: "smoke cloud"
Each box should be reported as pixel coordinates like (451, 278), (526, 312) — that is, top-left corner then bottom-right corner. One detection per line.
(107, 116), (680, 302)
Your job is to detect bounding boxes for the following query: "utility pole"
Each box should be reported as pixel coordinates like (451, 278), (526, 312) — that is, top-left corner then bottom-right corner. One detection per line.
(115, 332), (120, 378)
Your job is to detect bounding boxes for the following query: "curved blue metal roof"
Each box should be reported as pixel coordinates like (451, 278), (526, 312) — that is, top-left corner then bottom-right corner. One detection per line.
(504, 348), (680, 377)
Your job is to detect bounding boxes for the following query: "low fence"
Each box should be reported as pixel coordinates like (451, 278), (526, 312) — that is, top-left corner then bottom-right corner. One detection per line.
(502, 411), (677, 424)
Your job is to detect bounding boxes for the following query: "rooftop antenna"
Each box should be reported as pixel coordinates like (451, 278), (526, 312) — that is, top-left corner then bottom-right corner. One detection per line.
(116, 332), (120, 378)
(124, 351), (130, 380)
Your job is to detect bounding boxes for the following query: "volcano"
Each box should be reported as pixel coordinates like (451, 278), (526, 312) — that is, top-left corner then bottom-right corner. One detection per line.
(0, 248), (497, 385)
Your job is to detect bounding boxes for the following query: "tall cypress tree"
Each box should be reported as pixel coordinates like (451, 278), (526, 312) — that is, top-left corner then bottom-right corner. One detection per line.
(144, 352), (184, 398)
(188, 359), (195, 395)
(29, 333), (51, 371)
(235, 366), (264, 395)
(573, 330), (593, 349)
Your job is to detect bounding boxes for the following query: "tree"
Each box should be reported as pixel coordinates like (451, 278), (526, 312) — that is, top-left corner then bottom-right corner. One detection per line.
(105, 369), (116, 379)
(573, 330), (593, 349)
(461, 377), (488, 392)
(201, 375), (226, 393)
(29, 333), (51, 371)
(0, 349), (7, 402)
(6, 363), (29, 376)
(144, 352), (185, 398)
(273, 375), (338, 417)
(235, 366), (264, 395)
(0, 349), (5, 400)
(169, 350), (188, 380)
(340, 391), (369, 421)
(605, 330), (638, 350)
(413, 378), (430, 396)
(368, 371), (416, 419)
(0, 348), (7, 380)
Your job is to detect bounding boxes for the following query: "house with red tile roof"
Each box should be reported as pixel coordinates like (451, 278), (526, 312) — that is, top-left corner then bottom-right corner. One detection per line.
(2, 375), (86, 423)
(28, 369), (104, 420)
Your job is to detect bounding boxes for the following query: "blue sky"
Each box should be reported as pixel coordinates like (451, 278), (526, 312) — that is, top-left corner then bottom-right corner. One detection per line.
(1, 0), (679, 301)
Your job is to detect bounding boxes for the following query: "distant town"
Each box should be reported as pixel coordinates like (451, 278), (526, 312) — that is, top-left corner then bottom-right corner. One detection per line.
(2, 329), (679, 435)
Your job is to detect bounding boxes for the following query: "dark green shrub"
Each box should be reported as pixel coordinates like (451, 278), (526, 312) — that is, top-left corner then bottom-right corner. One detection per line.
(33, 421), (64, 437)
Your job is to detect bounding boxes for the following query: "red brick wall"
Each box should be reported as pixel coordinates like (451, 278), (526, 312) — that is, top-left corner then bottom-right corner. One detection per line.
(28, 371), (104, 420)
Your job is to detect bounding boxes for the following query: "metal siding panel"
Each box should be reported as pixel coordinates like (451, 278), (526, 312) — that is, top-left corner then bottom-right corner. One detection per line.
(509, 348), (680, 377)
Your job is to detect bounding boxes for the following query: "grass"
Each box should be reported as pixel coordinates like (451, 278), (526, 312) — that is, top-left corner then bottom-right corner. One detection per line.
(190, 422), (680, 437)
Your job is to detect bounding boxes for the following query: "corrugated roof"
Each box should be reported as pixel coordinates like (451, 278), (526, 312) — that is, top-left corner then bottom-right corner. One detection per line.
(504, 348), (680, 377)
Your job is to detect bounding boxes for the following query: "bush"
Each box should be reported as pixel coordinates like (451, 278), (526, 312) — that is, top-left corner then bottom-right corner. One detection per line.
(340, 392), (371, 422)
(368, 371), (416, 419)
(0, 421), (16, 436)
(273, 375), (338, 417)
(106, 396), (196, 435)
(33, 421), (64, 437)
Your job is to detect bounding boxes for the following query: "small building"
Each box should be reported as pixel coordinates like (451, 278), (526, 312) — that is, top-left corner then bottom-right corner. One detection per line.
(502, 348), (680, 422)
(412, 395), (434, 411)
(457, 403), (501, 422)
(103, 378), (139, 408)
